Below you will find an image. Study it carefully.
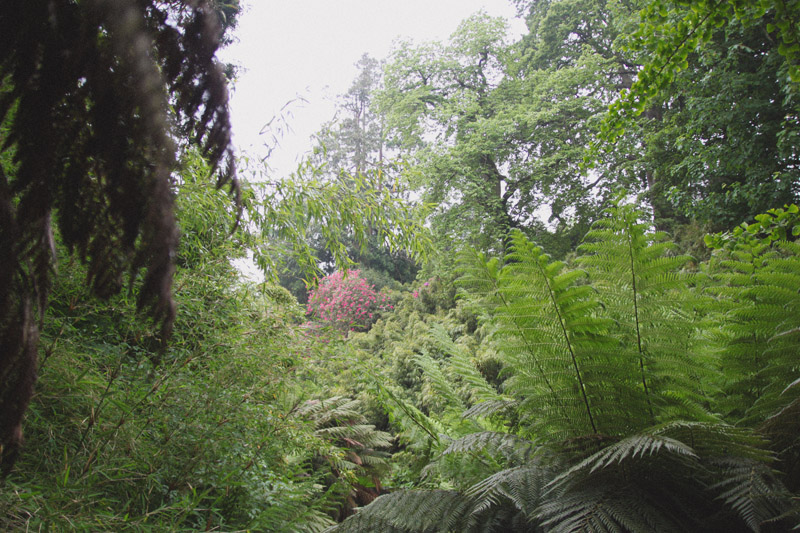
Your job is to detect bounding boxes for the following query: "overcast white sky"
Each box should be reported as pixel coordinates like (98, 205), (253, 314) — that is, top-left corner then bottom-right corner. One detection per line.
(218, 1), (527, 178)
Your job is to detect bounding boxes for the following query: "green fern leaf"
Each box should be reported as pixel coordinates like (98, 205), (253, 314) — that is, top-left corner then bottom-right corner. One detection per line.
(442, 432), (535, 464)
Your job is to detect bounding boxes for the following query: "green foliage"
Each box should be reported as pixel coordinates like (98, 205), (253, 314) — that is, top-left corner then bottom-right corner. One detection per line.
(593, 1), (800, 232)
(297, 396), (393, 522)
(458, 203), (712, 441)
(244, 159), (432, 283)
(333, 202), (800, 532)
(577, 201), (712, 424)
(703, 205), (800, 423)
(0, 0), (240, 472)
(0, 159), (367, 531)
(602, 0), (800, 138)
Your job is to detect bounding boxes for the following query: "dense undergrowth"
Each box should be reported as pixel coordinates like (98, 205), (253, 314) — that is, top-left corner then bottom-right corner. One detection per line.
(3, 0), (800, 531)
(4, 200), (800, 531)
(328, 203), (800, 532)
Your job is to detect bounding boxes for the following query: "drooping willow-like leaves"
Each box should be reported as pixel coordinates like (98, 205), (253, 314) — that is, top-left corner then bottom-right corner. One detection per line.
(0, 0), (238, 473)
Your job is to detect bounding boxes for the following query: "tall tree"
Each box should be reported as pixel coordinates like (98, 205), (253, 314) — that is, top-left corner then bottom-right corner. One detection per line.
(595, 0), (800, 233)
(288, 54), (419, 298)
(314, 54), (389, 181)
(0, 0), (238, 473)
(378, 14), (522, 254)
(379, 7), (642, 257)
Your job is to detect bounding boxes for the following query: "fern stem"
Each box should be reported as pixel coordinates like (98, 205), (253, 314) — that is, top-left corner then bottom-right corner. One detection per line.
(627, 225), (655, 425)
(537, 261), (597, 435)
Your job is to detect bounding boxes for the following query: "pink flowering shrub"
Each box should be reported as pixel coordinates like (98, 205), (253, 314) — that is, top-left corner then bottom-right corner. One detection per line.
(306, 270), (392, 332)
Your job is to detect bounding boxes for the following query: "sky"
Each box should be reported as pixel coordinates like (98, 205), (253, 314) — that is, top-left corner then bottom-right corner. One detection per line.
(218, 1), (527, 178)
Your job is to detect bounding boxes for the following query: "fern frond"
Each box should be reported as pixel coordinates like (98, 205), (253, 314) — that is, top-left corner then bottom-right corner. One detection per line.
(414, 351), (465, 413)
(577, 201), (709, 429)
(709, 457), (795, 532)
(652, 421), (771, 462)
(379, 384), (447, 449)
(288, 506), (339, 533)
(316, 425), (393, 449)
(538, 482), (685, 533)
(298, 396), (363, 426)
(442, 432), (535, 464)
(704, 229), (800, 424)
(546, 433), (699, 494)
(465, 460), (553, 525)
(427, 323), (505, 408)
(462, 399), (518, 420)
(461, 230), (628, 440)
(329, 490), (470, 533)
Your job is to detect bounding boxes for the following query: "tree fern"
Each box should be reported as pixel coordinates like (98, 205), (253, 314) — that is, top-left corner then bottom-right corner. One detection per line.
(539, 419), (796, 532)
(704, 207), (800, 424)
(709, 457), (794, 532)
(442, 432), (535, 465)
(459, 230), (637, 440)
(298, 396), (393, 521)
(427, 323), (506, 409)
(465, 460), (553, 528)
(577, 201), (711, 427)
(414, 351), (465, 415)
(378, 384), (447, 450)
(338, 204), (800, 533)
(328, 490), (470, 533)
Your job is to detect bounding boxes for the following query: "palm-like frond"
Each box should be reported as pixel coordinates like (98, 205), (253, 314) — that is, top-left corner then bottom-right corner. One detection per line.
(461, 399), (518, 420)
(465, 460), (553, 527)
(442, 432), (535, 464)
(539, 482), (686, 533)
(577, 202), (711, 427)
(379, 384), (447, 450)
(709, 457), (795, 532)
(328, 490), (470, 533)
(316, 424), (394, 450)
(705, 221), (800, 425)
(427, 323), (506, 408)
(459, 229), (646, 441)
(298, 396), (363, 426)
(414, 351), (465, 414)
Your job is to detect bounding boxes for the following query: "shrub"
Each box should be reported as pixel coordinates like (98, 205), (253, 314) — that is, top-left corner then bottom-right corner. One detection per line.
(307, 270), (392, 332)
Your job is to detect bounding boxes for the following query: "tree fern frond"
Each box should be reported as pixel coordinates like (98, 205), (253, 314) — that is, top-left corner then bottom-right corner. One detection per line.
(316, 425), (393, 449)
(287, 506), (339, 533)
(651, 421), (771, 462)
(546, 433), (699, 494)
(378, 384), (447, 449)
(538, 483), (685, 533)
(298, 396), (363, 426)
(462, 399), (518, 420)
(490, 230), (621, 439)
(329, 490), (470, 533)
(704, 218), (800, 425)
(465, 461), (553, 525)
(709, 457), (795, 532)
(577, 201), (708, 429)
(427, 323), (505, 407)
(442, 432), (536, 464)
(414, 351), (465, 413)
